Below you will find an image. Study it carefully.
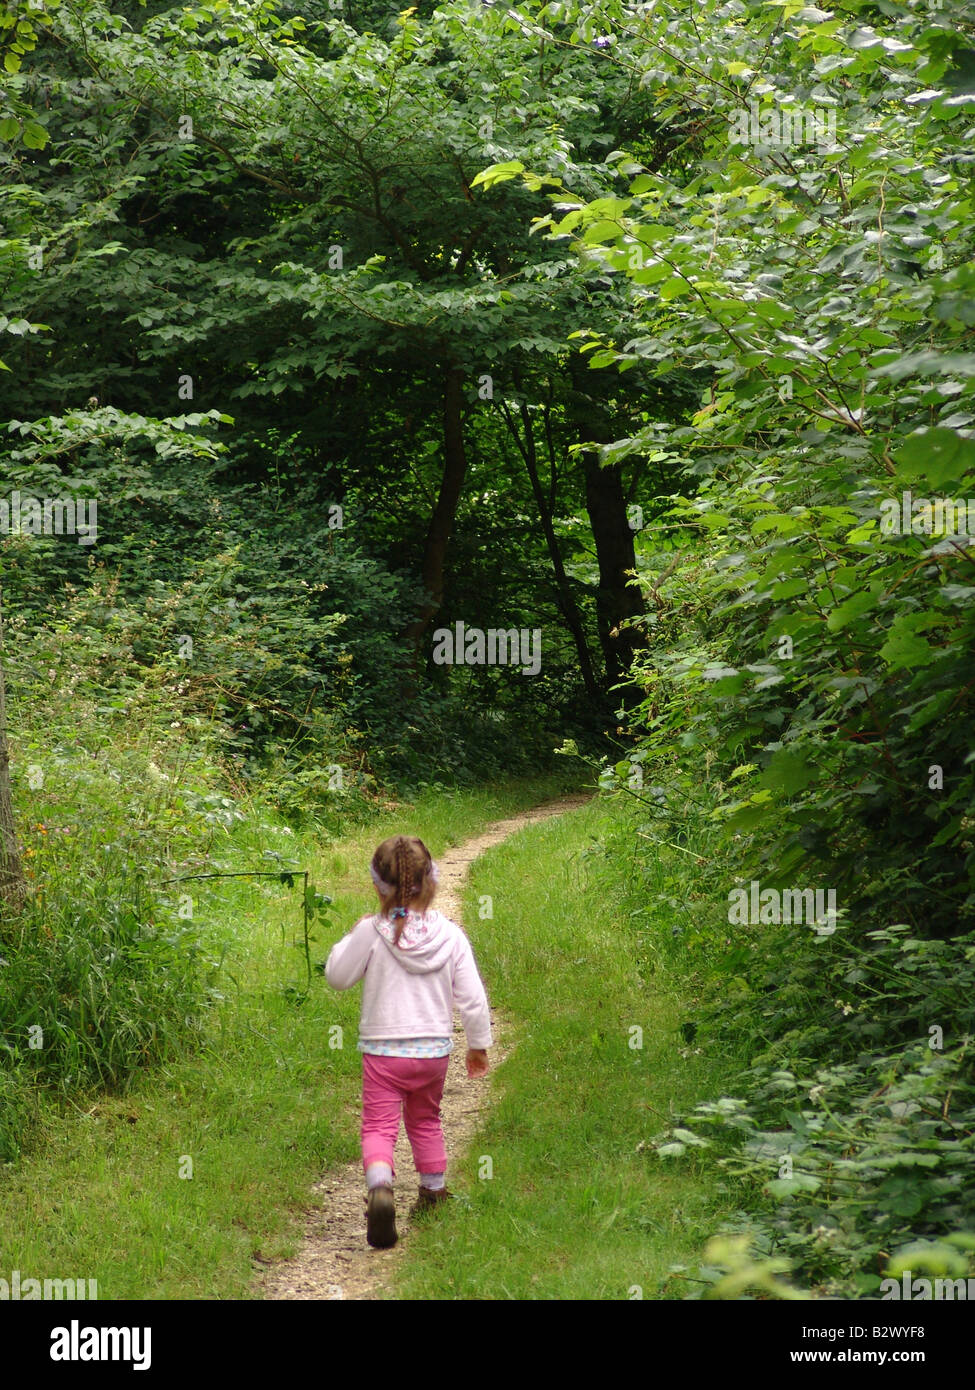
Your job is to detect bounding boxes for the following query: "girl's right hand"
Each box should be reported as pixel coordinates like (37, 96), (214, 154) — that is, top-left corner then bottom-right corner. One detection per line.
(466, 1048), (489, 1078)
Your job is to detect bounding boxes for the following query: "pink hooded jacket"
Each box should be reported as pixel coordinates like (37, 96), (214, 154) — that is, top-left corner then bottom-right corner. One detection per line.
(325, 909), (493, 1050)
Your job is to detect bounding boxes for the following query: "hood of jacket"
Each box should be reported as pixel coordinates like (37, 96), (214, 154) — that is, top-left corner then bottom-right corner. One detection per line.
(372, 909), (456, 974)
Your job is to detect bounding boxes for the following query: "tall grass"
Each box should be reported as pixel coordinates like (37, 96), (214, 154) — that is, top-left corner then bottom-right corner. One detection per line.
(0, 775), (579, 1297)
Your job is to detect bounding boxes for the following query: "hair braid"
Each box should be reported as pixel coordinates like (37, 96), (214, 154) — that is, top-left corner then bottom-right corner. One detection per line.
(393, 837), (412, 943)
(371, 835), (437, 946)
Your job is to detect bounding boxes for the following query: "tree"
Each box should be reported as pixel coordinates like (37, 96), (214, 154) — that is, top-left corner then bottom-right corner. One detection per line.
(499, 0), (975, 926)
(8, 0), (680, 697)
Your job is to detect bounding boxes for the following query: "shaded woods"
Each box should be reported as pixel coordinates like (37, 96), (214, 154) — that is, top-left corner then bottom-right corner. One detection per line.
(1, 0), (974, 1302)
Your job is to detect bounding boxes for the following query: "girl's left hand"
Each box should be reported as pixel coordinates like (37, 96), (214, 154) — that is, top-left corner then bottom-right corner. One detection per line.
(466, 1048), (489, 1078)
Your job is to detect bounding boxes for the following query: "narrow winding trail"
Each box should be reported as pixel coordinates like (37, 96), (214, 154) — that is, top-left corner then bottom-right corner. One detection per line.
(260, 792), (590, 1302)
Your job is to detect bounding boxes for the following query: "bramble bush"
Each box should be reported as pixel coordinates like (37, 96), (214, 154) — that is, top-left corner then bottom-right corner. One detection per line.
(527, 0), (975, 1296)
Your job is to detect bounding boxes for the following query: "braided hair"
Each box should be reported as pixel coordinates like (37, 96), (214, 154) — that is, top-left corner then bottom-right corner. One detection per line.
(371, 835), (436, 945)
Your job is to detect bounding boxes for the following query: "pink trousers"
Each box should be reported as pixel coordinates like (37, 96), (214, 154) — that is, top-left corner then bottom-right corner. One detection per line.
(361, 1053), (450, 1177)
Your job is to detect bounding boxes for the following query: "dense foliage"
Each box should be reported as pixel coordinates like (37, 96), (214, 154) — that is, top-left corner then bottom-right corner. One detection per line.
(499, 0), (975, 1295)
(2, 0), (974, 1296)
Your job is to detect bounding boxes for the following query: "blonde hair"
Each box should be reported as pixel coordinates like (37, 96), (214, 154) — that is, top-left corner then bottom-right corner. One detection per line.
(370, 835), (437, 944)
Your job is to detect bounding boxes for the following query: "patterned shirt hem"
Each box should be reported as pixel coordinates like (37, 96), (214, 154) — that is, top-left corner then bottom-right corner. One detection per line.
(358, 1036), (453, 1058)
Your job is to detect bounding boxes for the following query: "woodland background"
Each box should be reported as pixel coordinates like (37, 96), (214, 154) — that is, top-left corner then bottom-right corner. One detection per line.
(1, 0), (974, 1299)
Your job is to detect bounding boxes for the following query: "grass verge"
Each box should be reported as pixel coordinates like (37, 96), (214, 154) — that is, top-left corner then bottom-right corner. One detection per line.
(391, 793), (748, 1300)
(0, 773), (575, 1299)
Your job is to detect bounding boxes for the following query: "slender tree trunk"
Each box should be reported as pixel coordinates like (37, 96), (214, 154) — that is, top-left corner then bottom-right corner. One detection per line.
(565, 360), (647, 703)
(581, 447), (647, 698)
(401, 366), (469, 670)
(500, 399), (600, 702)
(0, 591), (26, 914)
(561, 358), (645, 706)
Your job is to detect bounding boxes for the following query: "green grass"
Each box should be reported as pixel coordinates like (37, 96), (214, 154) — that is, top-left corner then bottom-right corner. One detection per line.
(391, 795), (748, 1300)
(0, 773), (577, 1299)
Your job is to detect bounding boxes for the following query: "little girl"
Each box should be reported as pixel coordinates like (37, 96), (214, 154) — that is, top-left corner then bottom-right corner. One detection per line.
(325, 834), (492, 1249)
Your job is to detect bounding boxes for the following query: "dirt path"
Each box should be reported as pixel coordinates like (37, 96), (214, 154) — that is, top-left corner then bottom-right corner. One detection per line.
(261, 792), (591, 1302)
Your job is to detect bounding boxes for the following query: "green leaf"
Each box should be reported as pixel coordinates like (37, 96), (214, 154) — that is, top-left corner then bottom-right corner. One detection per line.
(583, 220), (625, 244)
(879, 618), (940, 670)
(827, 590), (880, 631)
(21, 121), (48, 149)
(659, 276), (690, 301)
(767, 1174), (822, 1197)
(894, 427), (975, 488)
(760, 749), (816, 795)
(770, 578), (808, 600)
(470, 160), (524, 191)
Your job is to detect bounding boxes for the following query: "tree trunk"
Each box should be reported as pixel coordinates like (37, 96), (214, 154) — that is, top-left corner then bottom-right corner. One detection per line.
(581, 448), (647, 699)
(500, 399), (601, 702)
(400, 366), (469, 670)
(565, 357), (647, 704)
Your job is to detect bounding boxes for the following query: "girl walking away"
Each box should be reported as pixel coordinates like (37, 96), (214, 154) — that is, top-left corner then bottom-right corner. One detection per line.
(325, 835), (492, 1250)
